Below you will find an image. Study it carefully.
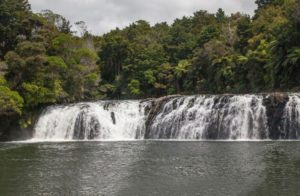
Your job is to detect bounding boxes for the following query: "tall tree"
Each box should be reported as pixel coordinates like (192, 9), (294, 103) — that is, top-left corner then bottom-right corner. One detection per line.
(0, 0), (32, 57)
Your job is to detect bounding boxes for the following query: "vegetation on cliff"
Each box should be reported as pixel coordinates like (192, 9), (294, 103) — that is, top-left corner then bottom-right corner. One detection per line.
(0, 0), (300, 128)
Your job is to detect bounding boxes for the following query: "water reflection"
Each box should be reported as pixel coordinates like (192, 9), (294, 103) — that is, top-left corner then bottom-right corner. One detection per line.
(0, 142), (299, 195)
(249, 142), (300, 195)
(116, 142), (269, 196)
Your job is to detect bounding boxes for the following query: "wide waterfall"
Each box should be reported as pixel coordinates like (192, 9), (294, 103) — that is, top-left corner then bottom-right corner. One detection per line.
(31, 94), (300, 141)
(33, 101), (148, 141)
(281, 94), (300, 139)
(147, 95), (268, 140)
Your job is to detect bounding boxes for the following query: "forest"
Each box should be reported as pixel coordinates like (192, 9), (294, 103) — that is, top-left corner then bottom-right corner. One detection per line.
(0, 0), (300, 128)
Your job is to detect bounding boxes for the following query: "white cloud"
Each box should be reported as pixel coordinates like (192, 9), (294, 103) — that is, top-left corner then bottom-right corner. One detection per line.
(29, 0), (257, 35)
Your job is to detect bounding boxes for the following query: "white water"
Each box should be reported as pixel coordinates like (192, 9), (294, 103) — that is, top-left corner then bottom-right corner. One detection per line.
(31, 94), (300, 141)
(33, 101), (148, 141)
(282, 94), (300, 139)
(148, 95), (268, 140)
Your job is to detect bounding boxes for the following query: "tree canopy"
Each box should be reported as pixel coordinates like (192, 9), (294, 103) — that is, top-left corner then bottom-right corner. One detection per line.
(1, 0), (300, 125)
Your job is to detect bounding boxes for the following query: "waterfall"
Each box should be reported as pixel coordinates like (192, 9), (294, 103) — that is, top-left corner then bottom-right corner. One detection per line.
(281, 94), (300, 139)
(31, 94), (300, 141)
(147, 95), (268, 140)
(33, 101), (148, 141)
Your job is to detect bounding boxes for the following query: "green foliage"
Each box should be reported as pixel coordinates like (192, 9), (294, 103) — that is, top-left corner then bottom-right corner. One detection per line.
(16, 41), (46, 57)
(216, 8), (226, 22)
(0, 0), (32, 57)
(47, 56), (67, 70)
(175, 60), (190, 77)
(0, 76), (23, 115)
(76, 48), (97, 61)
(283, 48), (300, 66)
(21, 82), (55, 106)
(255, 0), (285, 9)
(1, 1), (300, 121)
(51, 33), (76, 56)
(40, 9), (72, 34)
(198, 26), (220, 46)
(128, 79), (141, 95)
(144, 70), (156, 85)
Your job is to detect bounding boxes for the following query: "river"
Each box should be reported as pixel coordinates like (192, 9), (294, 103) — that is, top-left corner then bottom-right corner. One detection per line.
(1, 141), (299, 195)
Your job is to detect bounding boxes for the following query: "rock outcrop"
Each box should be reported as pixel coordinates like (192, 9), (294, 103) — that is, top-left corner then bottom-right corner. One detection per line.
(262, 93), (289, 139)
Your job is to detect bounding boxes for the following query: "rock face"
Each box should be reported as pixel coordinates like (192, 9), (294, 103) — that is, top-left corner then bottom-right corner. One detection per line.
(73, 108), (101, 140)
(144, 95), (181, 139)
(262, 93), (289, 139)
(0, 115), (33, 141)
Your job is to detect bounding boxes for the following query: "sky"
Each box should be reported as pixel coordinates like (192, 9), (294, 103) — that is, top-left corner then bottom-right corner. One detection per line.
(29, 0), (257, 35)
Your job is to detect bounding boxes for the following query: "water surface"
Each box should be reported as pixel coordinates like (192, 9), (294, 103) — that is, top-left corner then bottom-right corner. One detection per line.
(0, 141), (299, 195)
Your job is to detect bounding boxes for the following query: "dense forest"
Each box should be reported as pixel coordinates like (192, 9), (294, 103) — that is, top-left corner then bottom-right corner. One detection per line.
(0, 0), (300, 129)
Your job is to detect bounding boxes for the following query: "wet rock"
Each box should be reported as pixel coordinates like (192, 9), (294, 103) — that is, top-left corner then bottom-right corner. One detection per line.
(73, 111), (87, 140)
(263, 93), (289, 139)
(144, 95), (181, 139)
(73, 110), (101, 140)
(111, 112), (116, 124)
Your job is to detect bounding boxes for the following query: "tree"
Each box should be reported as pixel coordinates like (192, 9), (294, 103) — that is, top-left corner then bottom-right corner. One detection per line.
(174, 60), (190, 92)
(128, 79), (141, 96)
(99, 32), (129, 82)
(1, 0), (300, 124)
(255, 0), (285, 11)
(40, 10), (72, 34)
(235, 15), (252, 53)
(216, 8), (226, 22)
(75, 21), (88, 37)
(0, 0), (32, 57)
(0, 76), (23, 115)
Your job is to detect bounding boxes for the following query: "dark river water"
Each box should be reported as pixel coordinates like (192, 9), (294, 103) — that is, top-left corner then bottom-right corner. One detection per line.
(0, 141), (300, 196)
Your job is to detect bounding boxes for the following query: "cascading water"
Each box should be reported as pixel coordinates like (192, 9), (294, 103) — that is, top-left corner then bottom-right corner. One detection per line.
(147, 95), (268, 140)
(281, 94), (300, 139)
(31, 94), (300, 141)
(33, 101), (148, 141)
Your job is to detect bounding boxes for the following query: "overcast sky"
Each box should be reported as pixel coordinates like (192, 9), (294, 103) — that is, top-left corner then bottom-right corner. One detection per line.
(29, 0), (257, 35)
